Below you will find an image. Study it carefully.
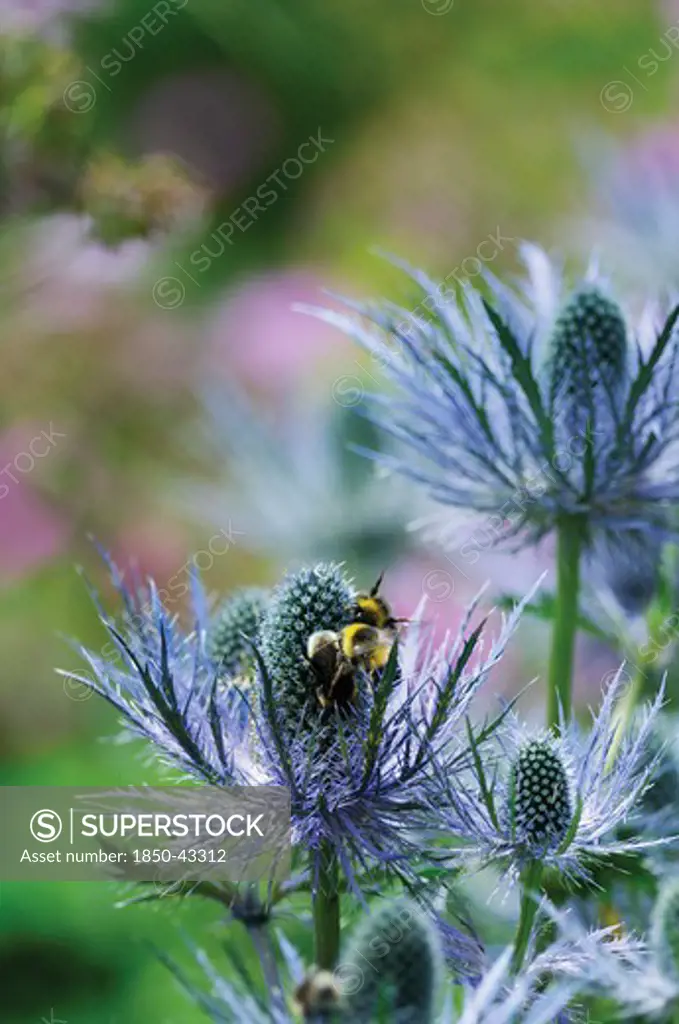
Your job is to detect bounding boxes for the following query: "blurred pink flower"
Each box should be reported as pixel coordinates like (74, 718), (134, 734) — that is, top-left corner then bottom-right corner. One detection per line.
(615, 121), (679, 180)
(204, 270), (350, 393)
(112, 519), (193, 596)
(20, 214), (151, 330)
(0, 425), (69, 581)
(0, 0), (98, 36)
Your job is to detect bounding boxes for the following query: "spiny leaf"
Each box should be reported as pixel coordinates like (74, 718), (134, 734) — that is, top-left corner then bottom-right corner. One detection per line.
(623, 304), (679, 433)
(483, 301), (554, 457)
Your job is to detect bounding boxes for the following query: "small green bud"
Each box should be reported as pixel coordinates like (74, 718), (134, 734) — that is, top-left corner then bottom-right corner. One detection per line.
(339, 900), (440, 1024)
(259, 564), (354, 729)
(207, 588), (269, 677)
(652, 878), (679, 979)
(509, 739), (573, 850)
(548, 287), (628, 410)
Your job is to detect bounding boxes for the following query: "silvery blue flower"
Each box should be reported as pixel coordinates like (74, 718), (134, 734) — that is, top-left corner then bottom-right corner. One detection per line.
(544, 899), (678, 1021)
(300, 245), (679, 551)
(62, 557), (528, 916)
(579, 130), (679, 292)
(438, 668), (667, 885)
(160, 925), (305, 1024)
(165, 910), (576, 1024)
(442, 947), (577, 1024)
(178, 384), (420, 573)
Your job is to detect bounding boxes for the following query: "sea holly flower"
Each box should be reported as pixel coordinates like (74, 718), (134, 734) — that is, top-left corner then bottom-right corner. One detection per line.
(301, 245), (679, 549)
(179, 383), (419, 572)
(165, 900), (576, 1024)
(545, 892), (679, 1022)
(438, 669), (667, 886)
(61, 557), (529, 933)
(445, 948), (577, 1024)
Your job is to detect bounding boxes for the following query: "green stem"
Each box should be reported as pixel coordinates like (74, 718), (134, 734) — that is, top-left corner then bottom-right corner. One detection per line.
(313, 843), (340, 970)
(547, 517), (584, 731)
(511, 860), (543, 975)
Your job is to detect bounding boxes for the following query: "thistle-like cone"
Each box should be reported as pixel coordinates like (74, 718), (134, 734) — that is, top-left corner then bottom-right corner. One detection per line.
(340, 900), (440, 1024)
(207, 588), (270, 676)
(508, 739), (573, 851)
(652, 878), (679, 979)
(259, 564), (354, 728)
(547, 287), (628, 418)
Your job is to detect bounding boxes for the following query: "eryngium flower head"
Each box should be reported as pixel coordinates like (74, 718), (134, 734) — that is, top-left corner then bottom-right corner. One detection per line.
(547, 287), (628, 425)
(440, 668), (666, 884)
(207, 587), (269, 676)
(546, 902), (678, 1022)
(338, 899), (441, 1024)
(508, 739), (573, 852)
(62, 556), (526, 933)
(653, 879), (679, 982)
(259, 563), (354, 732)
(300, 245), (679, 550)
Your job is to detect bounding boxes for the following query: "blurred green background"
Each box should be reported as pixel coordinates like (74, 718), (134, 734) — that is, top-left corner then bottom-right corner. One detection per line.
(0, 0), (676, 1020)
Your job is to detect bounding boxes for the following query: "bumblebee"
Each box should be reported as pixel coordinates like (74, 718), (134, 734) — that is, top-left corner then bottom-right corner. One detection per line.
(306, 575), (402, 712)
(306, 630), (357, 712)
(352, 571), (402, 633)
(341, 621), (392, 674)
(293, 969), (341, 1017)
(306, 623), (393, 712)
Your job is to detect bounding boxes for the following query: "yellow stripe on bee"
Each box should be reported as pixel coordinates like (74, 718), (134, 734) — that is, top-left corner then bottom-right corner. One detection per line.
(356, 596), (391, 628)
(367, 643), (390, 671)
(340, 623), (375, 656)
(340, 623), (391, 671)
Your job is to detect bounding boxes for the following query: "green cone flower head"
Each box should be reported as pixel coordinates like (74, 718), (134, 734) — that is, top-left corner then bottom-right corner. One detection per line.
(207, 587), (269, 677)
(338, 899), (440, 1023)
(508, 738), (573, 851)
(548, 286), (628, 414)
(652, 878), (679, 980)
(259, 563), (354, 729)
